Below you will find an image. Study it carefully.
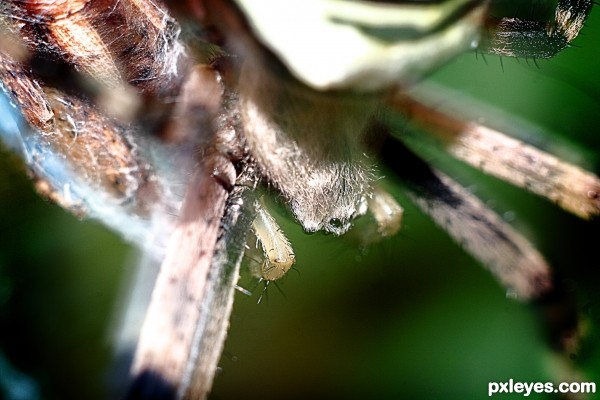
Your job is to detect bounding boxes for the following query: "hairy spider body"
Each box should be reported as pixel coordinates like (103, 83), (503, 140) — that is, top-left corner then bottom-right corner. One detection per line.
(239, 58), (378, 235)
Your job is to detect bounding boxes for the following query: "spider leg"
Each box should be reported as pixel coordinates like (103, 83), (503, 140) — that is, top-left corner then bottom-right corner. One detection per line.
(0, 48), (166, 237)
(379, 123), (586, 361)
(379, 128), (552, 301)
(481, 0), (593, 58)
(368, 185), (404, 238)
(128, 157), (249, 400)
(388, 91), (600, 220)
(351, 184), (405, 245)
(2, 0), (183, 92)
(251, 197), (296, 281)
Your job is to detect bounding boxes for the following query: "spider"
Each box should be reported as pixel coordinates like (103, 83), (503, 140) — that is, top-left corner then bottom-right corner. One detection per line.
(0, 0), (598, 399)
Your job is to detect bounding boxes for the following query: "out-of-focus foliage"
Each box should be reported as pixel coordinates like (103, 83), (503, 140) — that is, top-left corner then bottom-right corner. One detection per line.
(0, 147), (130, 399)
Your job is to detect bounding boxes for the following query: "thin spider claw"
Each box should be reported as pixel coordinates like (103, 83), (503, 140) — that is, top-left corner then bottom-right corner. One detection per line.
(257, 279), (269, 304)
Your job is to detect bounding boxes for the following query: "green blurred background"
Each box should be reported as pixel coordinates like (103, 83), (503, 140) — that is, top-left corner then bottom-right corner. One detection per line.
(1, 3), (600, 400)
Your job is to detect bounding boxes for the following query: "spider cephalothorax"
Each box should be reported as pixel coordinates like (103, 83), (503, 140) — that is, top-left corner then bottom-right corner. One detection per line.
(224, 0), (488, 235)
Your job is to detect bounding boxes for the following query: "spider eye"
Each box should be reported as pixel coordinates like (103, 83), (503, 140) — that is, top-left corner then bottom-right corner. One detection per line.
(326, 217), (349, 234)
